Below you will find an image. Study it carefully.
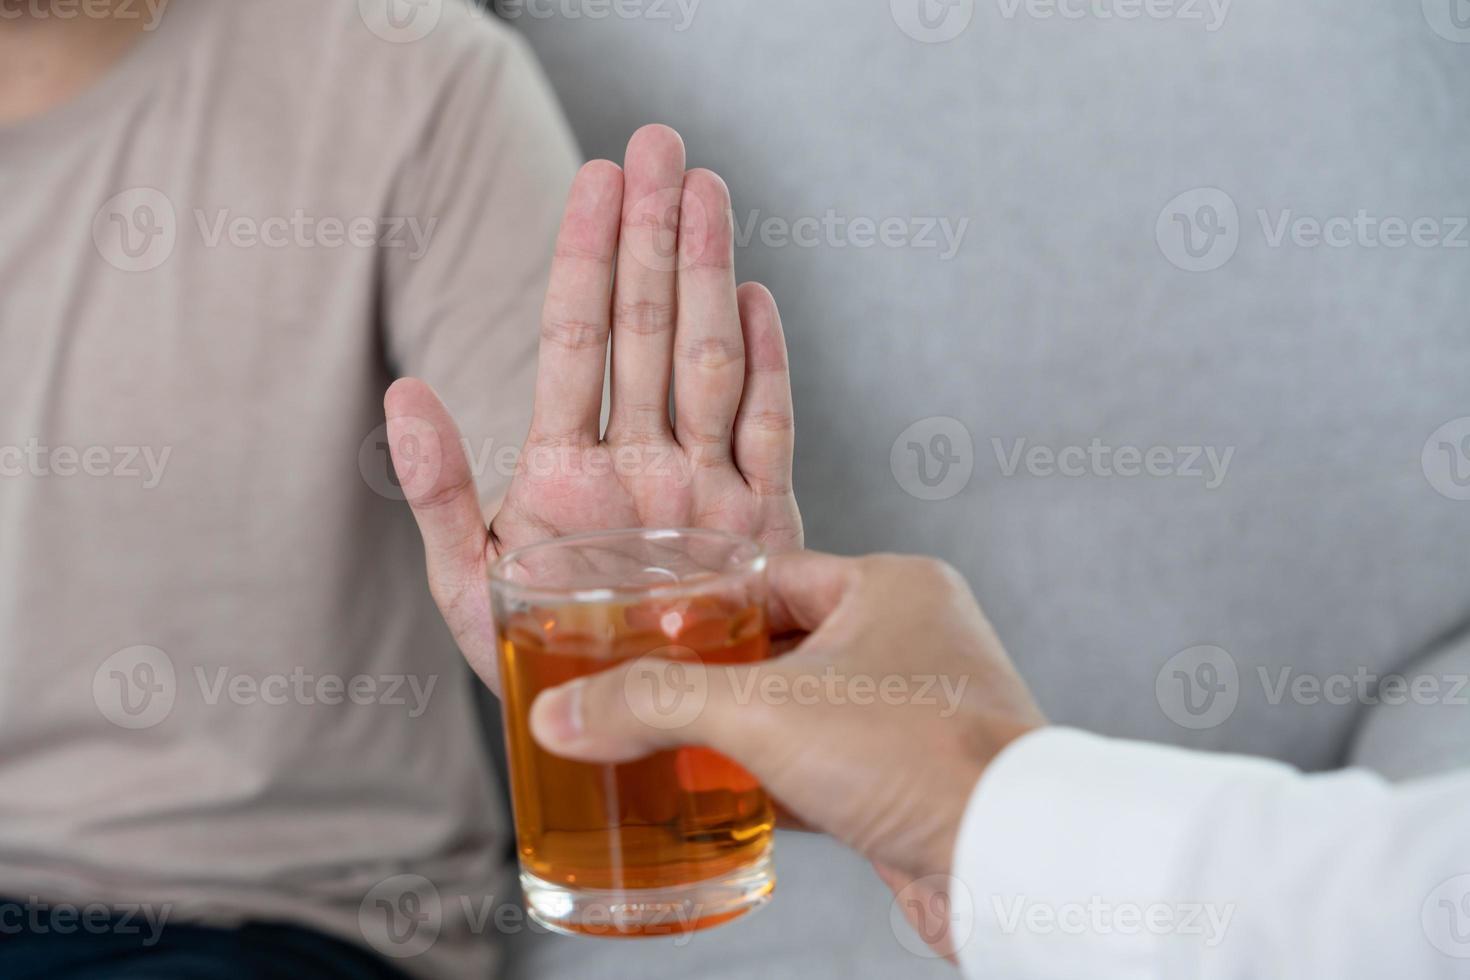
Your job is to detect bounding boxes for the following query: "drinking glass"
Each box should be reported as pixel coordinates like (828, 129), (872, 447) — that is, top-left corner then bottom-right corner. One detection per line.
(490, 529), (774, 937)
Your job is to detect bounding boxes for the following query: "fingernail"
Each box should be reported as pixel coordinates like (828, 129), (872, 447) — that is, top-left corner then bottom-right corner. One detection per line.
(532, 681), (585, 747)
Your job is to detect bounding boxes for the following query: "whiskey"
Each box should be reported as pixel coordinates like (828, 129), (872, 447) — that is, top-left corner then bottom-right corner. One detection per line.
(498, 594), (775, 936)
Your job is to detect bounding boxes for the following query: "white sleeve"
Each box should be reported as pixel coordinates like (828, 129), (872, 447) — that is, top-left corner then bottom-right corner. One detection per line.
(951, 727), (1470, 980)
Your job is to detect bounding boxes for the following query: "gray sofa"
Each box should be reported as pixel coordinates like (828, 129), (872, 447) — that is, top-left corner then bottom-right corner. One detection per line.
(494, 2), (1470, 975)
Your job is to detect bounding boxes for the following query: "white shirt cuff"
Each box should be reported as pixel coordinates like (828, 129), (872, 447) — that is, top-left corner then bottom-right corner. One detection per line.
(951, 726), (1297, 979)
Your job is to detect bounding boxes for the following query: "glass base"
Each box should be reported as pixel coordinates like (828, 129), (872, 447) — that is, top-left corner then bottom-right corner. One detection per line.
(521, 849), (775, 938)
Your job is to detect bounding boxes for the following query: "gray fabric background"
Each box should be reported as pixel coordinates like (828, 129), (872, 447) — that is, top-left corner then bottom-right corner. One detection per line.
(495, 2), (1470, 975)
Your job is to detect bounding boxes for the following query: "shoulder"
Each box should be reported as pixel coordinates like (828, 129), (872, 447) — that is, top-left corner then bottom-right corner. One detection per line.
(197, 0), (531, 110)
(182, 0), (555, 170)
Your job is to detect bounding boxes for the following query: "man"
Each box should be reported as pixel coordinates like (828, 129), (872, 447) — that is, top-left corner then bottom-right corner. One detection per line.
(0, 0), (798, 976)
(516, 550), (1470, 979)
(381, 132), (1467, 978)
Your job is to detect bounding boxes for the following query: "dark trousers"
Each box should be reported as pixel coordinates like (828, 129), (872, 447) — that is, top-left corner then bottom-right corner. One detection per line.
(0, 897), (411, 980)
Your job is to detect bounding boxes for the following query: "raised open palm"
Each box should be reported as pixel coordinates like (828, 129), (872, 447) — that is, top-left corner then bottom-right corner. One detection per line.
(384, 125), (803, 693)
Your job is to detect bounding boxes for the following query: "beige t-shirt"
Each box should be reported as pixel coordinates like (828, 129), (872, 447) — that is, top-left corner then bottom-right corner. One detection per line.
(0, 1), (578, 976)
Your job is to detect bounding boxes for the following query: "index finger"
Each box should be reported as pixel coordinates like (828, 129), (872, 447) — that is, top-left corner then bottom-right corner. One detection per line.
(531, 160), (624, 444)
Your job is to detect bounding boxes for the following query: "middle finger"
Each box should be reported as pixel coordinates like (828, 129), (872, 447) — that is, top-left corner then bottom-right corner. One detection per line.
(608, 124), (687, 443)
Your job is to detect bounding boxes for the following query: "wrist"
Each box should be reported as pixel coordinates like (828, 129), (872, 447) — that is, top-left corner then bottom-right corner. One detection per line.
(939, 719), (1048, 878)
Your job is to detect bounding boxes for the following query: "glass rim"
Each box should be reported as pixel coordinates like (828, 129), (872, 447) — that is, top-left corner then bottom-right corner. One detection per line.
(488, 527), (767, 605)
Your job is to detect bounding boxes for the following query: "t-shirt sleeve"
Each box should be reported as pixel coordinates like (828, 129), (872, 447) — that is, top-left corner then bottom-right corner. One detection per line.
(381, 27), (580, 510)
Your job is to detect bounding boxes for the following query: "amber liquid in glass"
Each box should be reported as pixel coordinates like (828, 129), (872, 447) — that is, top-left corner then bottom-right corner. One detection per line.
(498, 596), (774, 936)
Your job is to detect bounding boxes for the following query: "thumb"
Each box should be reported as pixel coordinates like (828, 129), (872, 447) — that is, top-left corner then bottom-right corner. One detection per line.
(765, 550), (858, 634)
(383, 378), (488, 571)
(383, 378), (500, 692)
(530, 656), (770, 765)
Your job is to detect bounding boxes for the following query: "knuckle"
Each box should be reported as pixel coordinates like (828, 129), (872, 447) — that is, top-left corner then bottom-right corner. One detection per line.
(624, 207), (679, 236)
(684, 228), (736, 269)
(613, 298), (676, 336)
(746, 356), (790, 377)
(857, 553), (907, 574)
(757, 522), (805, 551)
(554, 240), (611, 264)
(541, 316), (608, 352)
(917, 557), (969, 596)
(743, 474), (792, 498)
(737, 409), (794, 434)
(677, 335), (745, 372)
(861, 554), (964, 594)
(678, 427), (732, 464)
(610, 403), (671, 440)
(405, 469), (475, 512)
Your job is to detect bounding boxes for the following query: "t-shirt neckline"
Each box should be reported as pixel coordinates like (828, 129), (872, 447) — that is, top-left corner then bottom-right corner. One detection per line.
(0, 0), (201, 157)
